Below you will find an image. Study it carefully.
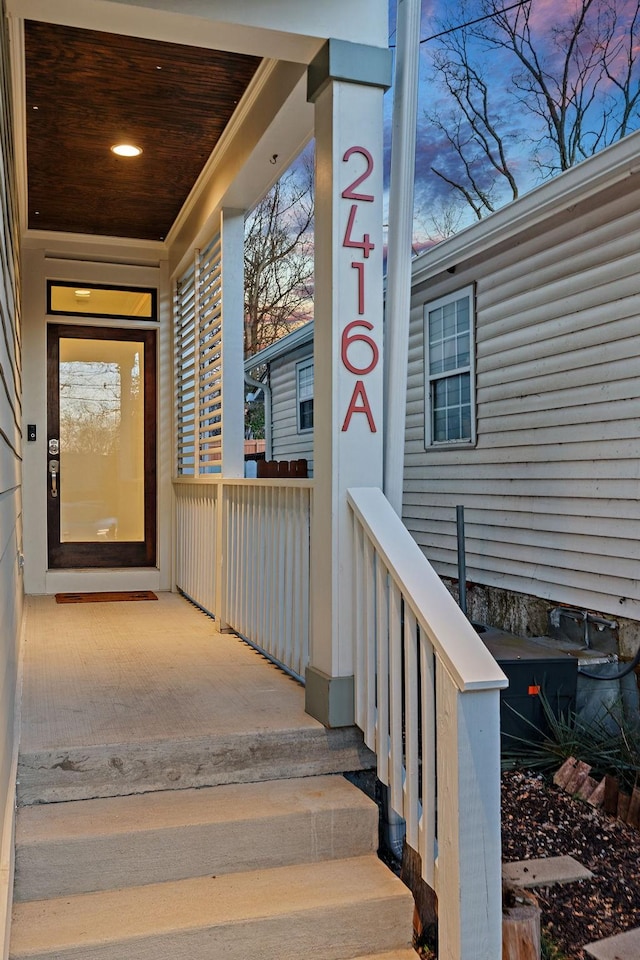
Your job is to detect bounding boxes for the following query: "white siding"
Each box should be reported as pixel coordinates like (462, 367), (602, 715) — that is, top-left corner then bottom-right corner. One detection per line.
(404, 170), (640, 622)
(0, 0), (23, 950)
(270, 344), (314, 475)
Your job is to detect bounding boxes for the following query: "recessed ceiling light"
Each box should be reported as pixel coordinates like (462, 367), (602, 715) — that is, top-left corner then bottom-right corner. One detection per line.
(111, 143), (143, 157)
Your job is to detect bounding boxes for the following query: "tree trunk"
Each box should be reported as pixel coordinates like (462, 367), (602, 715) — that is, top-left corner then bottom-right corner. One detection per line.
(502, 884), (541, 960)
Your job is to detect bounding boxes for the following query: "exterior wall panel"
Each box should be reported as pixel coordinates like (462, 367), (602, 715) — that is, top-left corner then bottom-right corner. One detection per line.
(0, 0), (23, 951)
(404, 167), (640, 626)
(270, 346), (314, 474)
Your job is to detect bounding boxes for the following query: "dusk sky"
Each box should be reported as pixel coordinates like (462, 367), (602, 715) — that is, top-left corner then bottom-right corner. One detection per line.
(384, 0), (640, 251)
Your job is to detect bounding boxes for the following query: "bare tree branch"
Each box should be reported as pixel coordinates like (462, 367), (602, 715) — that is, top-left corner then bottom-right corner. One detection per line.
(423, 0), (640, 220)
(244, 163), (314, 356)
(426, 23), (519, 215)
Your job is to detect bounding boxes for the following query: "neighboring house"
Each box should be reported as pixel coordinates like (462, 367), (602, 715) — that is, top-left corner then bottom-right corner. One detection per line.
(256, 130), (640, 655)
(245, 321), (314, 475)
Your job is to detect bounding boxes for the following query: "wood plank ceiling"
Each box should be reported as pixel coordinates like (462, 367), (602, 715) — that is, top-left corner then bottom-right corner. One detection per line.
(24, 21), (261, 241)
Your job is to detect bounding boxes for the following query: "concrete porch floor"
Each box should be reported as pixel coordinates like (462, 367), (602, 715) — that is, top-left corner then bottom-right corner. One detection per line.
(18, 592), (373, 804)
(12, 594), (416, 959)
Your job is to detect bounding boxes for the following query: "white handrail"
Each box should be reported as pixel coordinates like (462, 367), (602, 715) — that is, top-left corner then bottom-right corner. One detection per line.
(348, 486), (507, 960)
(348, 486), (507, 692)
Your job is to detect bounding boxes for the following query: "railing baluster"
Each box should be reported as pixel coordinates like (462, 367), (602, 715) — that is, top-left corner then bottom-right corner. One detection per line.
(229, 487), (238, 626)
(404, 604), (419, 852)
(212, 484), (222, 620)
(375, 557), (389, 785)
(276, 488), (286, 664)
(291, 487), (301, 676)
(363, 533), (376, 751)
(420, 634), (436, 889)
(388, 579), (403, 818)
(211, 489), (219, 611)
(266, 486), (274, 653)
(301, 486), (311, 674)
(283, 486), (293, 671)
(353, 510), (365, 731)
(252, 484), (258, 638)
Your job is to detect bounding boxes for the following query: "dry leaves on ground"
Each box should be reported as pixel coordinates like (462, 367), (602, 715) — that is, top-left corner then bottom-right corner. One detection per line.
(501, 769), (640, 959)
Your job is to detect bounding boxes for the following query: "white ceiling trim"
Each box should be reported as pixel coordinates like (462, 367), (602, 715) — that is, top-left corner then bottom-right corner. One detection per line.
(5, 0), (331, 61)
(7, 16), (27, 236)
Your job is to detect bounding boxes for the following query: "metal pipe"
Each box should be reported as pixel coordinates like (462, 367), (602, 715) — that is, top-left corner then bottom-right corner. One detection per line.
(383, 0), (421, 516)
(579, 644), (640, 680)
(456, 504), (467, 617)
(549, 607), (617, 648)
(244, 371), (272, 460)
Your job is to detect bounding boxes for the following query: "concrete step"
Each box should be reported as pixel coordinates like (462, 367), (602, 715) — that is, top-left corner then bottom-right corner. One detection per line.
(17, 724), (375, 804)
(15, 775), (378, 901)
(10, 855), (415, 960)
(584, 927), (640, 959)
(503, 855), (593, 888)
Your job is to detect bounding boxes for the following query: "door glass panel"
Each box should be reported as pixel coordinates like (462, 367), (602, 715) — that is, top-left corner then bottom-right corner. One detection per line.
(59, 338), (144, 543)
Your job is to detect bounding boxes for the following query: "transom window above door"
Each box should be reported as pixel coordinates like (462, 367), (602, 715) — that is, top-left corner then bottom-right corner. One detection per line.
(47, 282), (157, 321)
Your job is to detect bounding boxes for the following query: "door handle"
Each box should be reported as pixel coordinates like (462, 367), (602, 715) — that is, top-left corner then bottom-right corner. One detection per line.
(49, 459), (59, 498)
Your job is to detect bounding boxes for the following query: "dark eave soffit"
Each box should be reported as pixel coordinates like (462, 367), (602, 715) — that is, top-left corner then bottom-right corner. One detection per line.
(25, 20), (261, 241)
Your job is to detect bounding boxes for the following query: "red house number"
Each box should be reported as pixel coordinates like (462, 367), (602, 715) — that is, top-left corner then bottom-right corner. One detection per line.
(340, 146), (378, 433)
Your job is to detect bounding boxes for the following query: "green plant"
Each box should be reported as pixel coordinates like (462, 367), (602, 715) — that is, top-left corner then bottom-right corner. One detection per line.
(501, 692), (640, 793)
(414, 941), (436, 960)
(244, 399), (265, 440)
(414, 924), (437, 959)
(541, 930), (570, 960)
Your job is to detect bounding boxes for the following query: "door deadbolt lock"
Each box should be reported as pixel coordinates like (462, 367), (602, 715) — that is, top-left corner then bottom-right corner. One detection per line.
(48, 438), (59, 456)
(49, 459), (59, 498)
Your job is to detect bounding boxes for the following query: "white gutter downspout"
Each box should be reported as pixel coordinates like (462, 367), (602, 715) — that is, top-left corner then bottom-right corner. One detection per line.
(381, 0), (421, 859)
(383, 0), (421, 517)
(244, 372), (272, 460)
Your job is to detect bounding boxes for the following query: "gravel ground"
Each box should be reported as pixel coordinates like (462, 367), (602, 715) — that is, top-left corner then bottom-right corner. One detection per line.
(501, 769), (640, 959)
(354, 766), (640, 958)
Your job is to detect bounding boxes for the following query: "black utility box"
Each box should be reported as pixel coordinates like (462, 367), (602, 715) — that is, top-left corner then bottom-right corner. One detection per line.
(479, 628), (578, 749)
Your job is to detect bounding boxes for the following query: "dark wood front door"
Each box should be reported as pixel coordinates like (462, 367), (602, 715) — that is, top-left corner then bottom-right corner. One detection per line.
(47, 324), (157, 568)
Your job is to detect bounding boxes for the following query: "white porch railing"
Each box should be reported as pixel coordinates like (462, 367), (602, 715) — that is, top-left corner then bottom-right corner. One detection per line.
(348, 486), (508, 960)
(174, 478), (312, 680)
(175, 478), (507, 958)
(175, 480), (220, 617)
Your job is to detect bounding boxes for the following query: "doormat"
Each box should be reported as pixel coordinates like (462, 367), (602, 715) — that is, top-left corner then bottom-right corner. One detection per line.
(55, 591), (159, 604)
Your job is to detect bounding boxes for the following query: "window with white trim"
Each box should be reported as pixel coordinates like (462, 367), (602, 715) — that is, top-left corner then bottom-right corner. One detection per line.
(296, 358), (314, 433)
(424, 285), (475, 446)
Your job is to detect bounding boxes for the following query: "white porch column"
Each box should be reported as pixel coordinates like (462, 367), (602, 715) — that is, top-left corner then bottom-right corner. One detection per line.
(305, 41), (392, 727)
(213, 209), (245, 630)
(220, 208), (245, 478)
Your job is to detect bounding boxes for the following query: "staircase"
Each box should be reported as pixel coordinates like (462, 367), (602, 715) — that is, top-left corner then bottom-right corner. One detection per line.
(11, 596), (415, 960)
(12, 775), (415, 959)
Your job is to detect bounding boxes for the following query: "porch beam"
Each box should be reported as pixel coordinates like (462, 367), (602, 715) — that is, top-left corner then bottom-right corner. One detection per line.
(168, 61), (311, 276)
(305, 40), (391, 727)
(7, 0), (388, 62)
